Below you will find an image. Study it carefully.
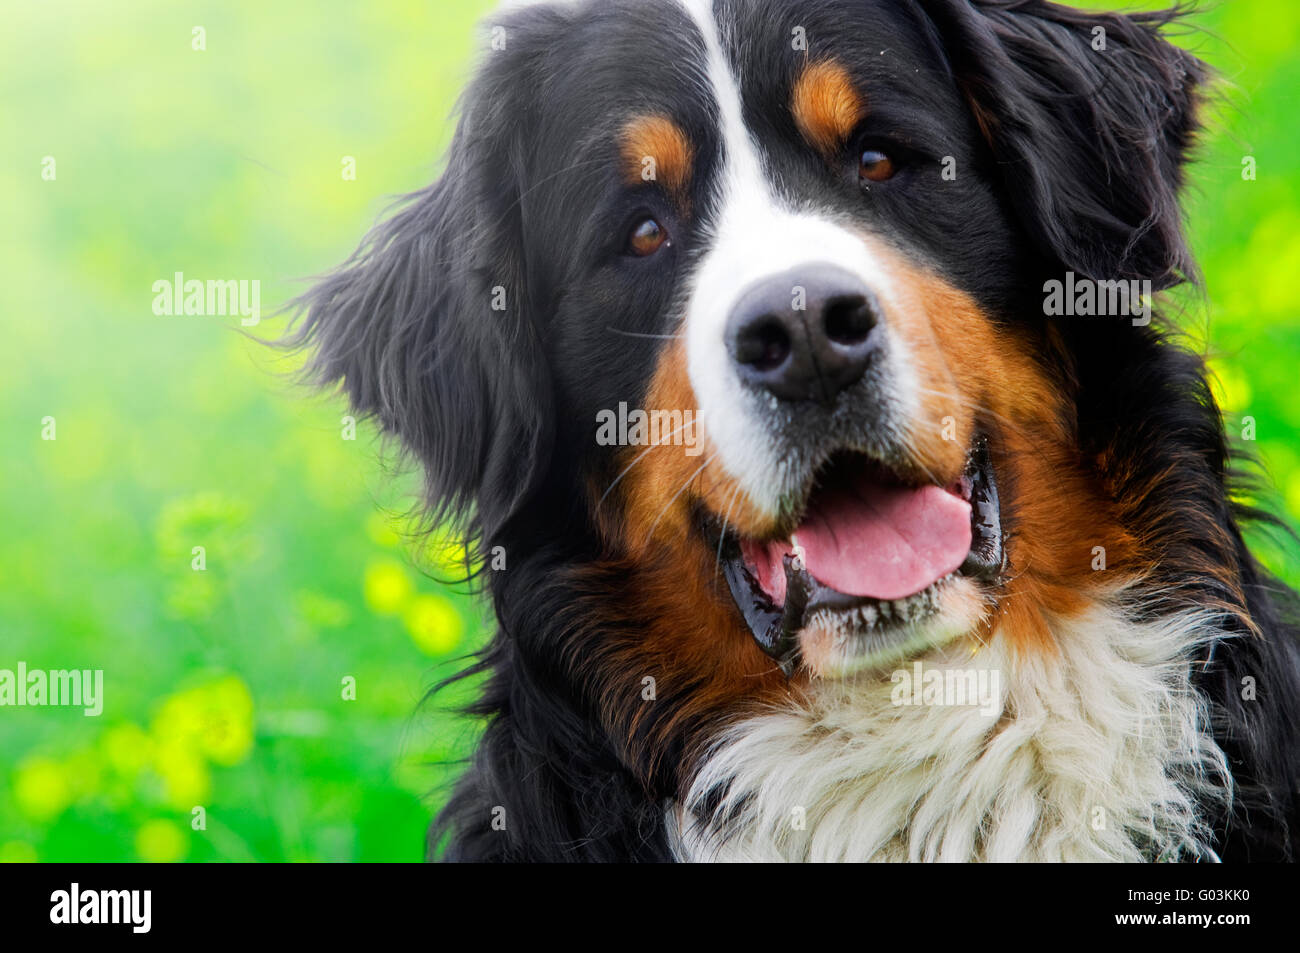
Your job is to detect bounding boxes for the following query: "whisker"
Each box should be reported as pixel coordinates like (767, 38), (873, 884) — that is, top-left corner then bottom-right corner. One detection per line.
(606, 327), (683, 340)
(714, 482), (745, 577)
(596, 419), (697, 510)
(909, 384), (1032, 443)
(891, 422), (946, 490)
(909, 384), (1063, 476)
(643, 453), (718, 548)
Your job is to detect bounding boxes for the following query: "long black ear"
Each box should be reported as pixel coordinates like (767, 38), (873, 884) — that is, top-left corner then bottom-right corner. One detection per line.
(288, 66), (552, 545)
(918, 0), (1207, 289)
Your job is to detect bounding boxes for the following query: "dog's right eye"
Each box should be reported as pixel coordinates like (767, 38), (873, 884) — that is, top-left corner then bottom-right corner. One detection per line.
(627, 217), (670, 257)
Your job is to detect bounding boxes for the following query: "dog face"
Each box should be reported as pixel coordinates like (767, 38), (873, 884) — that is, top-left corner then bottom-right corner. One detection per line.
(298, 0), (1211, 810)
(618, 0), (1052, 678)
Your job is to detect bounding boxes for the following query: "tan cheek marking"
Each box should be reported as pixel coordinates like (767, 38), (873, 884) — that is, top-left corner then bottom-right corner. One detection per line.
(607, 337), (772, 552)
(585, 338), (792, 782)
(868, 243), (1140, 655)
(620, 115), (695, 202)
(590, 538), (793, 786)
(792, 59), (864, 157)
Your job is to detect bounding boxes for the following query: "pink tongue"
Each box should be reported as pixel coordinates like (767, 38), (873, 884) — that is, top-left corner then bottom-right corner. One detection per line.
(740, 482), (972, 604)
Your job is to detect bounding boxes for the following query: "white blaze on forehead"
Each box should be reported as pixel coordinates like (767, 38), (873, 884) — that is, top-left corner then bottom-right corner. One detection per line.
(490, 0), (920, 516)
(675, 0), (766, 195)
(674, 0), (916, 517)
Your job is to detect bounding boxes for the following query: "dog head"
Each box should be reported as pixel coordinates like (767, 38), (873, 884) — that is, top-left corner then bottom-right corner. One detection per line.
(297, 0), (1205, 680)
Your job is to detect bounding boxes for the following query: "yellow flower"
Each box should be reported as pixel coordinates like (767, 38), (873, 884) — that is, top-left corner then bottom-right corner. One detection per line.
(13, 757), (72, 822)
(426, 534), (471, 578)
(135, 819), (188, 863)
(403, 594), (465, 656)
(152, 675), (255, 769)
(195, 676), (255, 766)
(100, 723), (153, 777)
(364, 559), (414, 615)
(148, 676), (254, 807)
(151, 740), (211, 809)
(1207, 361), (1252, 414)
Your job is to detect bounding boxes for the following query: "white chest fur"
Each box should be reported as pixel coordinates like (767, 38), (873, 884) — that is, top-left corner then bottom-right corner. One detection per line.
(671, 601), (1232, 862)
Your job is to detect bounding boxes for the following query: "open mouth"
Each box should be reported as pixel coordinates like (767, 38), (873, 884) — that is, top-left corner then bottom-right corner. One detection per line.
(713, 437), (1003, 675)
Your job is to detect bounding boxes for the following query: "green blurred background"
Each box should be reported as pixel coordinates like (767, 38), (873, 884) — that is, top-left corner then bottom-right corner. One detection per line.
(1, 1), (1296, 862)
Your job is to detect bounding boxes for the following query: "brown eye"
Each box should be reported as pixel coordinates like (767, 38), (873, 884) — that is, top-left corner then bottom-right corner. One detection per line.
(628, 217), (669, 257)
(859, 149), (896, 183)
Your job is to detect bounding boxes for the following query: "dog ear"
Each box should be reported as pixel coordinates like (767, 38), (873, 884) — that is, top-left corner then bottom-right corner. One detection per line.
(918, 0), (1207, 289)
(289, 69), (553, 543)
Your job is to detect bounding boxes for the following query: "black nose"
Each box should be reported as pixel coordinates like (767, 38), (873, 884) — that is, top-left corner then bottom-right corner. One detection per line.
(726, 264), (882, 405)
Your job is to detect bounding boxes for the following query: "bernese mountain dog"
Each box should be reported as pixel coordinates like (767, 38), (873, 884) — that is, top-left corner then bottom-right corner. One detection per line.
(291, 0), (1300, 861)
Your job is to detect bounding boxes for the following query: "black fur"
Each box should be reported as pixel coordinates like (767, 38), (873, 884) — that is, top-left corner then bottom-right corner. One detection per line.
(290, 0), (1299, 862)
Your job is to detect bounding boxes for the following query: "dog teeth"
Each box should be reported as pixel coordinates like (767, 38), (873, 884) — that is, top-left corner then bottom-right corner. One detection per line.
(815, 573), (954, 633)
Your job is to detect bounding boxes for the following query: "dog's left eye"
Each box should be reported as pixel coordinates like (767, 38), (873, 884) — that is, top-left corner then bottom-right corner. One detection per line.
(859, 148), (897, 183)
(627, 217), (671, 257)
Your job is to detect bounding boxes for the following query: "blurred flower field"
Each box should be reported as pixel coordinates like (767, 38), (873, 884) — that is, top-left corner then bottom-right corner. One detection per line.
(1, 0), (1297, 861)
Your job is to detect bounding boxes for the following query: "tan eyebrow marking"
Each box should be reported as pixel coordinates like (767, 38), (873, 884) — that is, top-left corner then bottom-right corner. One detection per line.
(620, 114), (695, 201)
(792, 59), (865, 156)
